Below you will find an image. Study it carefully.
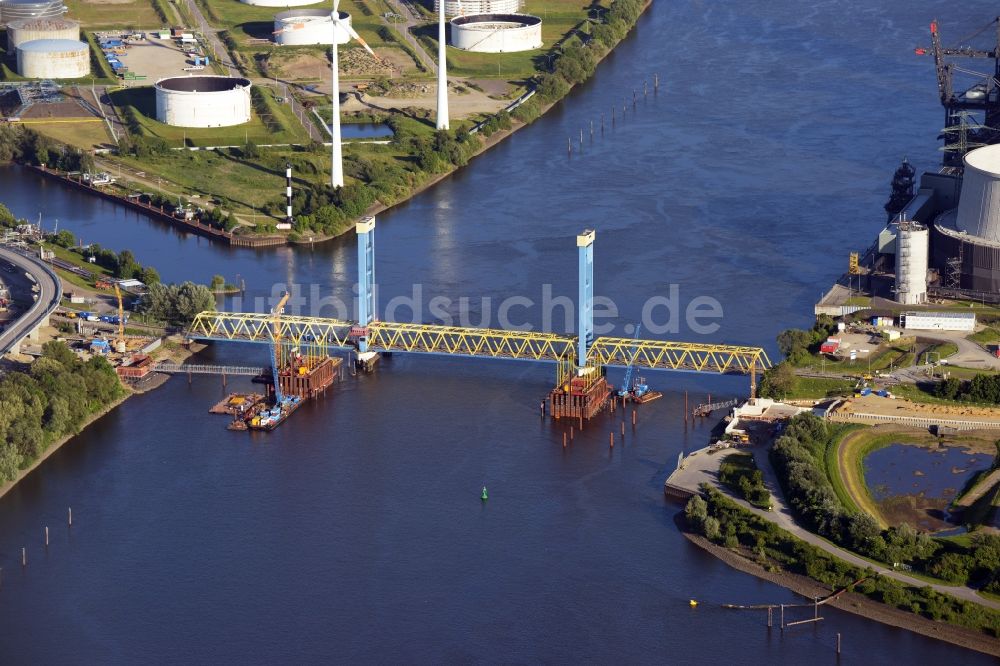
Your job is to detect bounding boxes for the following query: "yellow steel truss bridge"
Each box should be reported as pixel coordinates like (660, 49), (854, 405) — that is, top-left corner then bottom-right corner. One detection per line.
(188, 312), (770, 377)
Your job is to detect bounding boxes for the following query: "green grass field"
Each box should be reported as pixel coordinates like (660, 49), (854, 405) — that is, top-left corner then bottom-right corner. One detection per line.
(783, 375), (857, 399)
(64, 0), (163, 28)
(969, 327), (1000, 345)
(110, 84), (308, 146)
(24, 119), (113, 150)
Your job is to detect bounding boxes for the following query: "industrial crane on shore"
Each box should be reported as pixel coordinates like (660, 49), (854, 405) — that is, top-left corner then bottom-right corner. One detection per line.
(113, 283), (126, 354)
(916, 17), (1000, 165)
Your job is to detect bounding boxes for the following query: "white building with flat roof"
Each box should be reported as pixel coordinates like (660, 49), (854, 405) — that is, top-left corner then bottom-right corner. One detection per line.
(900, 311), (976, 332)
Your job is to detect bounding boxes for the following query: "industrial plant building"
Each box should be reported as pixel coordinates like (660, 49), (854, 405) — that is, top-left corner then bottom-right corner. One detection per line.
(843, 17), (1000, 305)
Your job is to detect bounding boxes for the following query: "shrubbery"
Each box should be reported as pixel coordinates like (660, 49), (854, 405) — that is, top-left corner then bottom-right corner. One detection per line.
(0, 342), (126, 483)
(138, 282), (215, 325)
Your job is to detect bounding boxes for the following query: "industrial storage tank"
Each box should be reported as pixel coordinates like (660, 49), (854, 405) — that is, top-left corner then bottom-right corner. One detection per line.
(895, 220), (928, 305)
(155, 75), (252, 128)
(16, 38), (88, 78)
(955, 143), (1000, 244)
(273, 9), (350, 46)
(6, 16), (78, 51)
(0, 0), (66, 23)
(450, 13), (542, 53)
(434, 0), (520, 18)
(240, 0), (319, 6)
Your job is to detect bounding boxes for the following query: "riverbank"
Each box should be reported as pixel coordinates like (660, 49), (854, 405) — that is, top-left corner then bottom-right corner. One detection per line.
(677, 516), (1000, 657)
(0, 391), (131, 503)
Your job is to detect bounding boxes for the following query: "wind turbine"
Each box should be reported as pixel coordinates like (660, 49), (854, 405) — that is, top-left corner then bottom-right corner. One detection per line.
(436, 0), (449, 130)
(275, 1), (379, 188)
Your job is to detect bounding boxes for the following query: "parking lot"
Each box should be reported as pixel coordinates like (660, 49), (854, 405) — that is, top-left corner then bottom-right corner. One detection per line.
(94, 32), (206, 84)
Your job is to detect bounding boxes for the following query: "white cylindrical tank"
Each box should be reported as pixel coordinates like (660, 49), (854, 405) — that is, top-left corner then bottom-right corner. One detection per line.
(6, 17), (78, 50)
(0, 0), (66, 23)
(434, 0), (520, 18)
(155, 76), (252, 128)
(450, 13), (542, 52)
(240, 0), (319, 6)
(16, 38), (88, 78)
(273, 10), (350, 46)
(956, 144), (1000, 244)
(895, 221), (929, 305)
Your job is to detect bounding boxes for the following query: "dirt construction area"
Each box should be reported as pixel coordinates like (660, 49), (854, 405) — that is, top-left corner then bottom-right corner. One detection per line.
(832, 394), (1000, 424)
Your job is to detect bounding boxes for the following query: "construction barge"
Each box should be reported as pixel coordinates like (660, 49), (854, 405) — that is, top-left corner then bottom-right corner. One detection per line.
(218, 354), (342, 432)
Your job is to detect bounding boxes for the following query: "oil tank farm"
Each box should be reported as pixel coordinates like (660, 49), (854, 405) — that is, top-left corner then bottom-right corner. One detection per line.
(155, 75), (252, 128)
(16, 38), (88, 78)
(6, 16), (78, 51)
(0, 0), (66, 23)
(273, 9), (350, 46)
(434, 0), (520, 18)
(240, 0), (319, 6)
(450, 14), (542, 53)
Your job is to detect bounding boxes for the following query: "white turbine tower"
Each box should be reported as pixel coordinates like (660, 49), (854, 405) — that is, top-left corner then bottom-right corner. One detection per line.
(275, 1), (379, 188)
(436, 0), (449, 130)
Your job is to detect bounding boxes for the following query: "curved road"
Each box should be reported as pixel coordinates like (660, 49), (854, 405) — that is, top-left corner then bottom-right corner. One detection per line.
(735, 449), (1000, 610)
(0, 246), (62, 356)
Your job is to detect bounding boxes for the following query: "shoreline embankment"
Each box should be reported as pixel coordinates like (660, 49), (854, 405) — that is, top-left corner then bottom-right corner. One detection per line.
(675, 514), (1000, 657)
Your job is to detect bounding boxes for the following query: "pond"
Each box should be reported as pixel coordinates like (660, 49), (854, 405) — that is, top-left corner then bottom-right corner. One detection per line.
(339, 123), (394, 139)
(864, 443), (994, 531)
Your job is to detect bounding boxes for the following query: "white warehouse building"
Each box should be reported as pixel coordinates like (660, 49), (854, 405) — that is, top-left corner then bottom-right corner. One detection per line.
(155, 75), (252, 128)
(273, 9), (351, 46)
(900, 311), (976, 332)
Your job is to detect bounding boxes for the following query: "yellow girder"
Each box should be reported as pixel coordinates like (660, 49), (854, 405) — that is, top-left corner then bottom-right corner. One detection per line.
(587, 337), (771, 374)
(188, 311), (356, 347)
(188, 313), (770, 375)
(366, 322), (576, 361)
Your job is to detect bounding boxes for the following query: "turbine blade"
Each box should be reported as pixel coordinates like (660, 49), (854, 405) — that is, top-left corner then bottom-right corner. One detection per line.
(345, 24), (377, 59)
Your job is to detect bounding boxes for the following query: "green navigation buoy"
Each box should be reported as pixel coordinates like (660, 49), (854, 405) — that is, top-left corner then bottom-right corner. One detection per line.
(481, 486), (488, 501)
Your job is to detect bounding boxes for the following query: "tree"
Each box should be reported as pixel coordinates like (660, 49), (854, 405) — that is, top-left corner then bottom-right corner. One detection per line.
(52, 229), (76, 248)
(116, 250), (141, 280)
(759, 362), (795, 398)
(210, 274), (225, 291)
(140, 266), (161, 286)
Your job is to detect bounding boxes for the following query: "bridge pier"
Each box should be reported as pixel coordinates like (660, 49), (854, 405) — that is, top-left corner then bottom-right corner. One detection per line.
(354, 215), (381, 371)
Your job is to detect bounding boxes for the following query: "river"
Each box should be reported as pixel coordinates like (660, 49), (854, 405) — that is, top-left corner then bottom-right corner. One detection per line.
(0, 0), (994, 662)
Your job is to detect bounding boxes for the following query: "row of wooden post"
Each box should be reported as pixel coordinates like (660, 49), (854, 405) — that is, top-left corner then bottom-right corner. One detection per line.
(767, 603), (840, 655)
(6, 508), (72, 580)
(569, 74), (659, 154)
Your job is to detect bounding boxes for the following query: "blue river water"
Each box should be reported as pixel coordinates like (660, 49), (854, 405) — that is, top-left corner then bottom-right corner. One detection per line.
(0, 0), (996, 662)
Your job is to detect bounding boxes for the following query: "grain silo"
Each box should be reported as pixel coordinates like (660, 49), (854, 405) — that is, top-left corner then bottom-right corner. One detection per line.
(16, 38), (88, 78)
(6, 16), (78, 51)
(273, 9), (350, 46)
(155, 75), (252, 128)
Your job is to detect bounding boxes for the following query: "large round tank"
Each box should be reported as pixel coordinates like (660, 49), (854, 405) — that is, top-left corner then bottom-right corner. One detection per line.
(6, 16), (78, 51)
(273, 9), (350, 46)
(956, 144), (1000, 244)
(240, 0), (319, 6)
(155, 75), (252, 128)
(450, 13), (542, 53)
(434, 0), (520, 18)
(0, 0), (66, 23)
(16, 38), (88, 78)
(895, 220), (929, 305)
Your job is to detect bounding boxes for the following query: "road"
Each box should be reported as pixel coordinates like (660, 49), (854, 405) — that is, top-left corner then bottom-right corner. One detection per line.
(183, 0), (237, 77)
(0, 246), (61, 356)
(383, 0), (437, 74)
(742, 447), (1000, 610)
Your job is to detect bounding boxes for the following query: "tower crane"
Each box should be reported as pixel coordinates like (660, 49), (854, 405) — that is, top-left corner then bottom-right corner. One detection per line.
(113, 283), (126, 354)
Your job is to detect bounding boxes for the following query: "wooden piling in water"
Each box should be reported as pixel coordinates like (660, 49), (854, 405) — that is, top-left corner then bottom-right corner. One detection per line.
(767, 606), (772, 628)
(837, 633), (841, 655)
(621, 421), (625, 436)
(21, 548), (26, 567)
(68, 507), (72, 527)
(44, 527), (49, 547)
(563, 432), (567, 448)
(632, 410), (637, 426)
